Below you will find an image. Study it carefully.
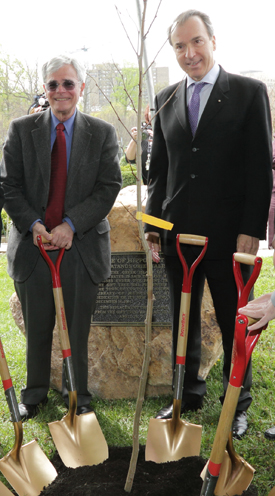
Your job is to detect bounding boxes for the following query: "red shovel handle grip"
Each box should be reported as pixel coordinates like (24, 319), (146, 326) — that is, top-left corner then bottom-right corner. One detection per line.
(176, 234), (208, 292)
(233, 253), (262, 311)
(37, 236), (65, 288)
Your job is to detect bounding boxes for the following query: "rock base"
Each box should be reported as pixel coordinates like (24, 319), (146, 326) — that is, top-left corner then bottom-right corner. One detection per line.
(9, 185), (223, 399)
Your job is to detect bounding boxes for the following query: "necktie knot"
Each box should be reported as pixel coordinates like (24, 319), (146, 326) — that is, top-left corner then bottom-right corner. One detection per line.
(192, 82), (206, 95)
(188, 82), (207, 136)
(56, 123), (65, 132)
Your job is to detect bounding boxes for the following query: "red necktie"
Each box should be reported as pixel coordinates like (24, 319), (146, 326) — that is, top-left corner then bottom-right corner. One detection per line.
(45, 123), (67, 231)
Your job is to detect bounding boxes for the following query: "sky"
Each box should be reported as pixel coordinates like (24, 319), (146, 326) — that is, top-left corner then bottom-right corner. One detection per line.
(1, 0), (274, 85)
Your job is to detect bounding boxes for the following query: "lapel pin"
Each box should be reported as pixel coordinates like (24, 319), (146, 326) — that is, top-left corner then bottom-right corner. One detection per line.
(218, 99), (221, 103)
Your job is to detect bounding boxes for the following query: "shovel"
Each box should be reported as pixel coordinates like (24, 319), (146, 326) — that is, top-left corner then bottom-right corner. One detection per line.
(145, 233), (208, 463)
(200, 252), (264, 496)
(0, 481), (14, 495)
(0, 336), (57, 496)
(37, 235), (108, 468)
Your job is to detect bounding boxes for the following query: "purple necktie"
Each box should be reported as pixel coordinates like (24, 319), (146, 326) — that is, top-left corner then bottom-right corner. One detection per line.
(188, 82), (207, 136)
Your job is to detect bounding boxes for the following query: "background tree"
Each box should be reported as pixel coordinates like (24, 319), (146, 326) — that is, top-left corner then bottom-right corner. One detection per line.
(0, 49), (42, 158)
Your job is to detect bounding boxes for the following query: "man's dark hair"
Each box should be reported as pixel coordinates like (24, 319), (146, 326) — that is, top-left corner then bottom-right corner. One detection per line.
(168, 9), (214, 45)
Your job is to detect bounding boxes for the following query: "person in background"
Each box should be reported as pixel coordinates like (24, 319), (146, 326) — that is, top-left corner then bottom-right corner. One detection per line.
(0, 185), (3, 243)
(267, 134), (275, 247)
(144, 9), (273, 439)
(125, 106), (153, 185)
(1, 54), (122, 420)
(239, 224), (275, 439)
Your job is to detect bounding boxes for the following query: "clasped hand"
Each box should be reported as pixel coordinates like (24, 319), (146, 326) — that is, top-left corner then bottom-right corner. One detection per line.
(33, 221), (73, 250)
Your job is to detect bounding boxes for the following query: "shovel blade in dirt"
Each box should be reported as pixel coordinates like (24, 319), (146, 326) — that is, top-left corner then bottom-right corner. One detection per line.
(0, 440), (58, 496)
(49, 409), (108, 468)
(201, 447), (254, 496)
(146, 235), (207, 463)
(145, 414), (202, 463)
(0, 336), (57, 496)
(213, 449), (254, 496)
(37, 239), (109, 468)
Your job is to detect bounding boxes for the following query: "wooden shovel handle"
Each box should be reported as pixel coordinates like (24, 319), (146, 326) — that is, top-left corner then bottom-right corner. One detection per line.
(0, 338), (11, 383)
(0, 337), (22, 424)
(178, 234), (207, 246)
(176, 292), (191, 360)
(208, 383), (241, 468)
(233, 253), (257, 265)
(41, 235), (51, 244)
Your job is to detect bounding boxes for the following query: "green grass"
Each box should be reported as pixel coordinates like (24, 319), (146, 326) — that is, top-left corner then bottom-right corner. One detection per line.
(1, 254), (275, 495)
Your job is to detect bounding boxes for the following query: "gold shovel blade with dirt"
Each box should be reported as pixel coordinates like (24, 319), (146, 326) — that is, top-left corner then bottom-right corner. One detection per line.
(38, 237), (108, 468)
(146, 234), (208, 463)
(0, 337), (57, 496)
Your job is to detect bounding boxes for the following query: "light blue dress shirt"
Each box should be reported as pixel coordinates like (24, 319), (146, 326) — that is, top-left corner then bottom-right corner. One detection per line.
(186, 62), (220, 123)
(30, 110), (77, 232)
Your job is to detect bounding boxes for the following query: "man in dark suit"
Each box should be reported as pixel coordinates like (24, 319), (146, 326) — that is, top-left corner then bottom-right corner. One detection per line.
(1, 55), (122, 420)
(144, 10), (273, 438)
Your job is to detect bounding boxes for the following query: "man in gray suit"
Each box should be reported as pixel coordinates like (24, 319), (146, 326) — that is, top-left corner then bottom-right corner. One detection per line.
(1, 55), (122, 420)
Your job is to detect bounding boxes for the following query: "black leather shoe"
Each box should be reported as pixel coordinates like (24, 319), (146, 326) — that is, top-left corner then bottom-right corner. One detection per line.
(155, 399), (203, 419)
(76, 405), (94, 416)
(264, 426), (275, 439)
(232, 411), (248, 439)
(18, 397), (48, 421)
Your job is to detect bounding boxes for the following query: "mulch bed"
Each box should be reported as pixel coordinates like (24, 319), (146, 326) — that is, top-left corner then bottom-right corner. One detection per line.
(38, 445), (258, 496)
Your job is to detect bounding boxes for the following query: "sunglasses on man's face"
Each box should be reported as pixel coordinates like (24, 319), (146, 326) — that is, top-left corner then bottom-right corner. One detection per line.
(45, 79), (78, 92)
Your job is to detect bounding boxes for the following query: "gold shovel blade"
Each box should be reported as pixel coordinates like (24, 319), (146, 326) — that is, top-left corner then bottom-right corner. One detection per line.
(49, 410), (109, 468)
(268, 487), (275, 496)
(214, 449), (254, 496)
(145, 417), (202, 463)
(0, 481), (14, 495)
(0, 440), (57, 496)
(201, 449), (254, 496)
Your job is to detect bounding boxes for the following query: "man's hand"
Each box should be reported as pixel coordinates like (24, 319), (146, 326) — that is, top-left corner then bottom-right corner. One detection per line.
(32, 222), (53, 247)
(145, 232), (160, 263)
(32, 221), (73, 251)
(237, 234), (259, 255)
(239, 293), (274, 331)
(49, 222), (74, 250)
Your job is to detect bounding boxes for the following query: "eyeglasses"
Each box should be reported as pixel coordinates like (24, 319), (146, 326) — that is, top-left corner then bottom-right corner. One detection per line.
(45, 79), (79, 91)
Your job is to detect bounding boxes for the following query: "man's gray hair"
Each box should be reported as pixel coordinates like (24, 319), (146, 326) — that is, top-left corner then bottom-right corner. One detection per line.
(168, 9), (214, 45)
(42, 55), (86, 83)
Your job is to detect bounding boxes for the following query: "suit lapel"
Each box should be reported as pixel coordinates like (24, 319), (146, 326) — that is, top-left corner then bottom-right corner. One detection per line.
(31, 109), (51, 187)
(66, 110), (93, 193)
(196, 67), (230, 136)
(172, 79), (192, 135)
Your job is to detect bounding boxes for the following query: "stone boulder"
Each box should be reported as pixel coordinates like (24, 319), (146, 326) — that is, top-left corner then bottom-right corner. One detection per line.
(9, 185), (222, 399)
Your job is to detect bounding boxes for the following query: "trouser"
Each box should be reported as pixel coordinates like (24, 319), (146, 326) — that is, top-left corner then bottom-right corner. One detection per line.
(15, 243), (98, 407)
(164, 247), (253, 411)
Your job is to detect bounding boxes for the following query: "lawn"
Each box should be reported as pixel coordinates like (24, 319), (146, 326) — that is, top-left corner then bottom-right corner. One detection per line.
(0, 253), (275, 495)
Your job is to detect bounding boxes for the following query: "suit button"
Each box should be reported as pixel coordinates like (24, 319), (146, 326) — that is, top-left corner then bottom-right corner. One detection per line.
(42, 206), (46, 211)
(192, 147), (199, 152)
(190, 174), (196, 179)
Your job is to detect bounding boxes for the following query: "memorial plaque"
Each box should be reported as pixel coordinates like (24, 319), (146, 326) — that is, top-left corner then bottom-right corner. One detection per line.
(92, 252), (171, 326)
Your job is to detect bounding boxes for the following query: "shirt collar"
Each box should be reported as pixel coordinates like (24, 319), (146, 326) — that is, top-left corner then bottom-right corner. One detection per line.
(51, 109), (77, 136)
(186, 62), (220, 88)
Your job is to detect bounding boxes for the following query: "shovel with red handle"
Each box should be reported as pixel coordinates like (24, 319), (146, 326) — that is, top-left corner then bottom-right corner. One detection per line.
(37, 236), (108, 468)
(145, 233), (208, 463)
(200, 253), (265, 496)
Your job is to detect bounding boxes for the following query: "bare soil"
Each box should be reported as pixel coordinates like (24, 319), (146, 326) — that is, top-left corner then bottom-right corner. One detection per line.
(37, 446), (258, 496)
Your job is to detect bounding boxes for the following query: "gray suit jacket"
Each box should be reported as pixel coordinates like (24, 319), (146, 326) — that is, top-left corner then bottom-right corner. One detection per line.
(1, 108), (122, 283)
